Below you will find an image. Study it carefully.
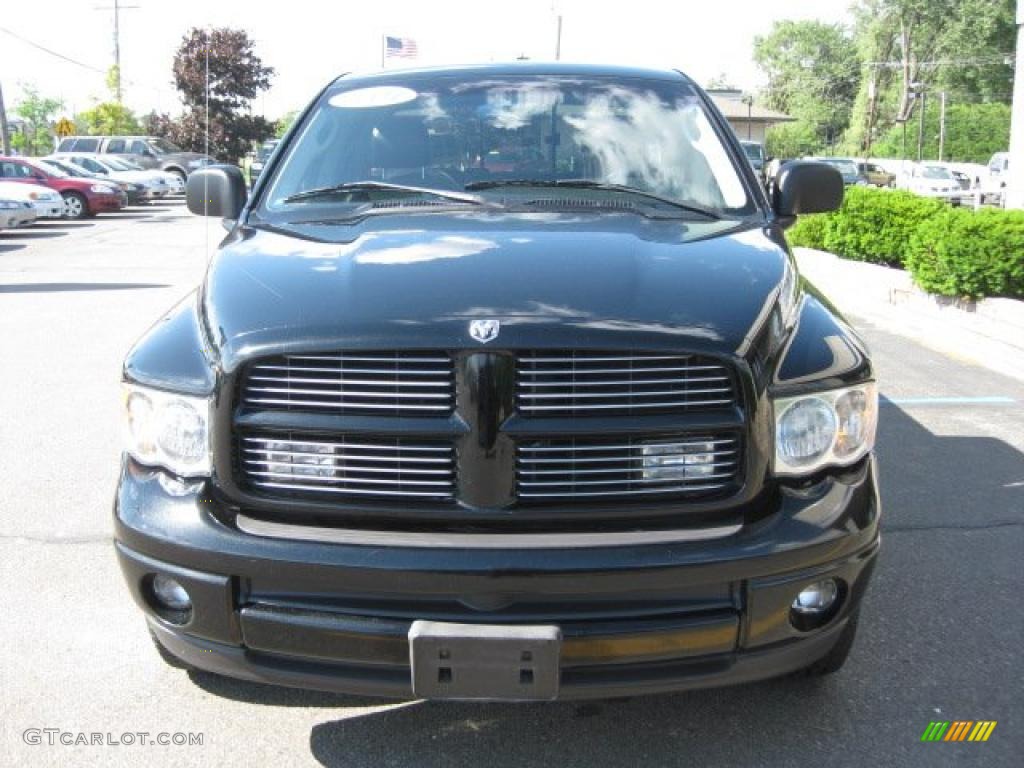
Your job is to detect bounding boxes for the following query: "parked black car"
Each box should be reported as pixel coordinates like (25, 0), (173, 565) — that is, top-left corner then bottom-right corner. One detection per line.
(116, 63), (879, 701)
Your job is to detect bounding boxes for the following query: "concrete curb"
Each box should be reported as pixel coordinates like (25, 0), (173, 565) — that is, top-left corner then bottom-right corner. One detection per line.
(794, 247), (1024, 381)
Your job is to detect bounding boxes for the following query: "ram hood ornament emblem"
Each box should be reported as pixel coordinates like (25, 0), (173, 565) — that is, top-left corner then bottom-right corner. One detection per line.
(469, 319), (500, 343)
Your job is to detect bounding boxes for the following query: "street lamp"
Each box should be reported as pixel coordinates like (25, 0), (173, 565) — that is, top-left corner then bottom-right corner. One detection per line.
(741, 94), (754, 140)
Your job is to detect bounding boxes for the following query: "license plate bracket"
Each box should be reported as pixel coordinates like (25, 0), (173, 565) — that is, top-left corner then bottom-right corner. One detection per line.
(409, 621), (561, 701)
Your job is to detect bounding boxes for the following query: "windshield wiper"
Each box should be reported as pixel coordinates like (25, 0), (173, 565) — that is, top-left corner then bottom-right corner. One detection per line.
(283, 181), (486, 206)
(464, 179), (723, 219)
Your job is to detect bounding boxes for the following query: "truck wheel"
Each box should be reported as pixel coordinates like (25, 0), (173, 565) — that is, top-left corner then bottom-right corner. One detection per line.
(61, 191), (89, 219)
(796, 611), (859, 677)
(148, 627), (194, 671)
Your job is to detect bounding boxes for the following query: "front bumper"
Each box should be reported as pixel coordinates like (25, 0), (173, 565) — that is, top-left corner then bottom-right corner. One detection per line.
(92, 193), (124, 213)
(33, 201), (63, 218)
(0, 209), (36, 228)
(114, 457), (880, 700)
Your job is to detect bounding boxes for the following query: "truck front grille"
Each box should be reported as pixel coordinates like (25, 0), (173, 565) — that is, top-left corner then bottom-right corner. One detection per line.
(239, 433), (456, 501)
(516, 351), (736, 416)
(241, 352), (454, 416)
(517, 435), (741, 501)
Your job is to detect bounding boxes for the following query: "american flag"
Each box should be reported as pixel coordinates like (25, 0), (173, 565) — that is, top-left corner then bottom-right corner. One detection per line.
(385, 36), (418, 59)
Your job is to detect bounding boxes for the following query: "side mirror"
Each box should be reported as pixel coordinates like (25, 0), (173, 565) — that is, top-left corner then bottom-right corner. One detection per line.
(187, 165), (246, 220)
(773, 161), (844, 219)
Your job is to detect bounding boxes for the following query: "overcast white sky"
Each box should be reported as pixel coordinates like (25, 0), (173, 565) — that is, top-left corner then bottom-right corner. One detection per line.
(0, 0), (854, 120)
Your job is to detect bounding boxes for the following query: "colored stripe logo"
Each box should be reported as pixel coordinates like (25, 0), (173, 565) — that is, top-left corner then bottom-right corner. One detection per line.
(921, 721), (997, 742)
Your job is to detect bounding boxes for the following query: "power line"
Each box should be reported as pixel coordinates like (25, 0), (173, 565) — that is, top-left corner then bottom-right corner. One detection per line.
(0, 24), (108, 75)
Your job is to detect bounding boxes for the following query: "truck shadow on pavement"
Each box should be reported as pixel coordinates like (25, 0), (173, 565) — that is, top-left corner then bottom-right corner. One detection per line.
(187, 400), (1022, 768)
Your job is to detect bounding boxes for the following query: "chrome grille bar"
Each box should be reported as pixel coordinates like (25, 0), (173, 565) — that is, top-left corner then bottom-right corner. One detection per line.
(240, 434), (455, 501)
(241, 351), (455, 417)
(517, 435), (741, 502)
(516, 351), (737, 416)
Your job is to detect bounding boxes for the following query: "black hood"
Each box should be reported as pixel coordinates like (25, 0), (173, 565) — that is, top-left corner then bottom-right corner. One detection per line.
(202, 212), (792, 371)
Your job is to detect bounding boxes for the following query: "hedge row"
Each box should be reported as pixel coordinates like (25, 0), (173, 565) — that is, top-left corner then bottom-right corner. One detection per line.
(788, 186), (1024, 300)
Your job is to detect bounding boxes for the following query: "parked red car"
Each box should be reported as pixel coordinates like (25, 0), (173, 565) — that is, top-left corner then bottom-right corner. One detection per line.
(0, 156), (125, 219)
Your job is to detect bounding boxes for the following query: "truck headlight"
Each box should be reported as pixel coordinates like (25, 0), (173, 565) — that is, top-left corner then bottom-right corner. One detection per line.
(123, 384), (211, 477)
(773, 383), (877, 477)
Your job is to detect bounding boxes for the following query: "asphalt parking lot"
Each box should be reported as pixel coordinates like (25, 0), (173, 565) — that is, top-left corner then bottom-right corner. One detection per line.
(1, 204), (1021, 767)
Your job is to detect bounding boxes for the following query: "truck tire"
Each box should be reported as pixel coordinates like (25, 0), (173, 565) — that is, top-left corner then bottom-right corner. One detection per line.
(61, 191), (89, 220)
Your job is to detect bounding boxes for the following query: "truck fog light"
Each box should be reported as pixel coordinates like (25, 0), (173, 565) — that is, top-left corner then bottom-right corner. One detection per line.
(792, 579), (839, 615)
(266, 440), (335, 478)
(641, 440), (717, 481)
(151, 575), (192, 613)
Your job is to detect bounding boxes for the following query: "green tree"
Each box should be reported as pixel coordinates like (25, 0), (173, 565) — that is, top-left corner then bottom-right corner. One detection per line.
(764, 122), (823, 159)
(705, 73), (737, 90)
(847, 0), (1014, 155)
(76, 102), (142, 135)
(274, 110), (298, 138)
(753, 20), (861, 154)
(13, 86), (63, 155)
(870, 101), (1009, 162)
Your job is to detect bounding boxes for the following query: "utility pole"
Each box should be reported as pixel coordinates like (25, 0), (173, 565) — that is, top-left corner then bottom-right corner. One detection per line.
(0, 82), (10, 156)
(938, 91), (947, 162)
(916, 90), (926, 161)
(94, 0), (139, 103)
(1005, 0), (1024, 208)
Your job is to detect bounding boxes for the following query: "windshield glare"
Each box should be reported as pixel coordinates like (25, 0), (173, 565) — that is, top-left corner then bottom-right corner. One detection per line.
(823, 160), (857, 176)
(105, 157), (137, 171)
(264, 75), (751, 215)
(31, 160), (66, 178)
(150, 138), (182, 154)
(922, 166), (952, 180)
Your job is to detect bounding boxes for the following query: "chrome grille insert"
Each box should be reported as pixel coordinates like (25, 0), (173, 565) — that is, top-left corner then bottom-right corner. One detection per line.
(240, 434), (455, 500)
(516, 351), (736, 415)
(517, 435), (741, 501)
(241, 352), (454, 416)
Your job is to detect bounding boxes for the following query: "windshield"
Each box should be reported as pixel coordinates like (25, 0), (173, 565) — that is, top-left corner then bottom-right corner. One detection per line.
(921, 166), (952, 180)
(29, 159), (67, 178)
(104, 157), (139, 171)
(822, 159), (858, 177)
(149, 138), (182, 154)
(263, 75), (751, 217)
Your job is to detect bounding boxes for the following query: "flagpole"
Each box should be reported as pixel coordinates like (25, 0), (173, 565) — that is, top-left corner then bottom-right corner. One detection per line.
(381, 35), (385, 69)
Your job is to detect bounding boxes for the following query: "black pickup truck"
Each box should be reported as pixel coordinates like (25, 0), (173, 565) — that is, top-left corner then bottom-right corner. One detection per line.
(115, 63), (879, 701)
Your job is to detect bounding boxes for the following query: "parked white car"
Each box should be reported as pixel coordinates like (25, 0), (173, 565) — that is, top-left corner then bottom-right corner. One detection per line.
(48, 153), (171, 200)
(897, 164), (971, 205)
(0, 196), (37, 230)
(0, 180), (64, 218)
(103, 155), (186, 194)
(982, 152), (1008, 205)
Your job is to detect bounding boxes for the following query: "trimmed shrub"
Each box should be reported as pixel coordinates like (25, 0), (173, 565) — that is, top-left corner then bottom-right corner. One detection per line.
(819, 186), (945, 267)
(906, 208), (1024, 299)
(787, 212), (828, 250)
